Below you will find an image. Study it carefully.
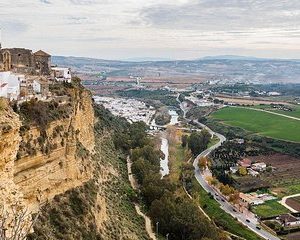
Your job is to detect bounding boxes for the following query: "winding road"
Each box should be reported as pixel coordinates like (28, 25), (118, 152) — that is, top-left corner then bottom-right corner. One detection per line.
(177, 97), (280, 240)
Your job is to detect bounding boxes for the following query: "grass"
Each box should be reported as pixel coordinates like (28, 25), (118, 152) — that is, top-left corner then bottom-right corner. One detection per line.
(274, 183), (300, 198)
(251, 105), (300, 118)
(210, 107), (300, 142)
(208, 135), (220, 148)
(167, 128), (190, 182)
(252, 200), (290, 218)
(193, 179), (262, 240)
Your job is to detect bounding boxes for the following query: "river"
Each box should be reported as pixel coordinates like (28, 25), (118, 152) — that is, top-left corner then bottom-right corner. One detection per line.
(159, 109), (179, 177)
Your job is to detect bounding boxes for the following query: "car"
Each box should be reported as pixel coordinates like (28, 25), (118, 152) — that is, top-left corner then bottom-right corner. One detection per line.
(256, 226), (261, 230)
(246, 219), (250, 223)
(232, 208), (237, 212)
(221, 199), (225, 202)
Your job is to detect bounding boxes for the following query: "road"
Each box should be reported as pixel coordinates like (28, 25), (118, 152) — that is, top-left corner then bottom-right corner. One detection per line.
(280, 193), (300, 213)
(177, 98), (280, 240)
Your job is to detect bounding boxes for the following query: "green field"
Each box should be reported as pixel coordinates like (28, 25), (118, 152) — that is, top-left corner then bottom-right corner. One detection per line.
(211, 107), (300, 142)
(251, 105), (300, 118)
(252, 200), (290, 218)
(193, 179), (262, 240)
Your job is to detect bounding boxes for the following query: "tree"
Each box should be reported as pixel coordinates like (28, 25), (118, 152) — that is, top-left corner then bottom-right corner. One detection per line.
(188, 130), (211, 156)
(229, 192), (240, 204)
(238, 167), (247, 176)
(181, 135), (188, 148)
(220, 184), (235, 196)
(198, 157), (207, 170)
(0, 206), (39, 240)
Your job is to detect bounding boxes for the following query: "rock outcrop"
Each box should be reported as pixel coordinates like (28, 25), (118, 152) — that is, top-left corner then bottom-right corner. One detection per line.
(0, 86), (95, 236)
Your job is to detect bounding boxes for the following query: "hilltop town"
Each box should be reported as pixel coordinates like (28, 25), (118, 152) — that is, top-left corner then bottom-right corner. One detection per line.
(0, 45), (72, 101)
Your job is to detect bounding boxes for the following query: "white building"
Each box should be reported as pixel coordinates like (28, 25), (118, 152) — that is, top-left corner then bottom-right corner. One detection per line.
(248, 169), (259, 177)
(0, 71), (23, 100)
(230, 166), (239, 174)
(0, 83), (8, 98)
(52, 67), (72, 83)
(252, 162), (267, 172)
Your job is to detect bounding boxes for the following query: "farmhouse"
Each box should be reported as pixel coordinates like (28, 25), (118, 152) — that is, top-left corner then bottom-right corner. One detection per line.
(252, 162), (267, 172)
(238, 158), (252, 168)
(248, 169), (259, 177)
(240, 192), (276, 206)
(278, 214), (300, 227)
(240, 192), (264, 206)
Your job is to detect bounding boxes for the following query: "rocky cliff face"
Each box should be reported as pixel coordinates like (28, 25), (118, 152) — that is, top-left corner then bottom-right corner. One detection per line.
(0, 86), (149, 239)
(0, 86), (95, 235)
(0, 101), (29, 237)
(14, 88), (95, 212)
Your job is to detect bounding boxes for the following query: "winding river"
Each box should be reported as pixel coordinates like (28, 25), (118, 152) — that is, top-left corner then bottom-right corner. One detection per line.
(159, 109), (179, 177)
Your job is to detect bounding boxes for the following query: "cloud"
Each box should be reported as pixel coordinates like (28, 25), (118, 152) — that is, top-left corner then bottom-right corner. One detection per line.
(69, 0), (98, 5)
(39, 0), (52, 4)
(0, 20), (29, 34)
(0, 0), (300, 59)
(140, 0), (300, 31)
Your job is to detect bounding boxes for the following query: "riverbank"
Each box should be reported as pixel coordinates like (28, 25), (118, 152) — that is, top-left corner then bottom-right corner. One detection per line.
(126, 156), (157, 240)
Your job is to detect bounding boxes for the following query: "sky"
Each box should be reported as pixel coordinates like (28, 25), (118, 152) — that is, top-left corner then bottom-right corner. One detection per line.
(0, 0), (300, 60)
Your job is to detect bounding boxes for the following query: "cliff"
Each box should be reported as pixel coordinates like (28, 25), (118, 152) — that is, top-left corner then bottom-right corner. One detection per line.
(14, 87), (95, 211)
(0, 84), (149, 239)
(0, 84), (95, 236)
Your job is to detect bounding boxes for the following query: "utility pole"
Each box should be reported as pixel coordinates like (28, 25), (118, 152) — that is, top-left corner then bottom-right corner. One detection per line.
(166, 233), (169, 240)
(156, 221), (159, 236)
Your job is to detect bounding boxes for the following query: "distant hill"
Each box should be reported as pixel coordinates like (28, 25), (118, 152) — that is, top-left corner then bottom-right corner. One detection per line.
(123, 57), (173, 62)
(201, 55), (269, 61)
(52, 55), (300, 84)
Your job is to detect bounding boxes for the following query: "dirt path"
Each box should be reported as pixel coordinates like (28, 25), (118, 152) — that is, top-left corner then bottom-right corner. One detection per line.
(127, 156), (157, 240)
(238, 106), (300, 121)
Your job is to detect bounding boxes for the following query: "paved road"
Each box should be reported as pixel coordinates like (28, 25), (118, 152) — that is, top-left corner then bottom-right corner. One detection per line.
(177, 98), (280, 240)
(191, 120), (280, 240)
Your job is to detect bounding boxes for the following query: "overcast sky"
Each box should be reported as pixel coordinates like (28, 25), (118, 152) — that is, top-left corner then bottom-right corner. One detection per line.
(0, 0), (300, 60)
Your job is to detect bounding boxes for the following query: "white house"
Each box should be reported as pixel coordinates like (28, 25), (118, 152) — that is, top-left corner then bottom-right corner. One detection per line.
(0, 71), (23, 100)
(252, 162), (267, 172)
(52, 67), (72, 83)
(0, 83), (8, 98)
(248, 168), (259, 177)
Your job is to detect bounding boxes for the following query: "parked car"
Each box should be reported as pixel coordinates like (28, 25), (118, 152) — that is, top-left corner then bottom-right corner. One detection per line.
(246, 219), (250, 223)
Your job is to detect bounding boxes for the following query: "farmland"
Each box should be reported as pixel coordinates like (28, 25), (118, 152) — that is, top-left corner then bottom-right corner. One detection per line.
(286, 196), (300, 212)
(251, 104), (300, 118)
(252, 200), (290, 218)
(248, 154), (300, 197)
(210, 107), (300, 142)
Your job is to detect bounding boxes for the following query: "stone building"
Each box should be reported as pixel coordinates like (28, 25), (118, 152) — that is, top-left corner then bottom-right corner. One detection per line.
(0, 47), (51, 75)
(34, 50), (51, 75)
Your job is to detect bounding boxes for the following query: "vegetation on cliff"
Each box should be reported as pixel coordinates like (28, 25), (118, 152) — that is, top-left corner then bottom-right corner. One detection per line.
(27, 103), (150, 240)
